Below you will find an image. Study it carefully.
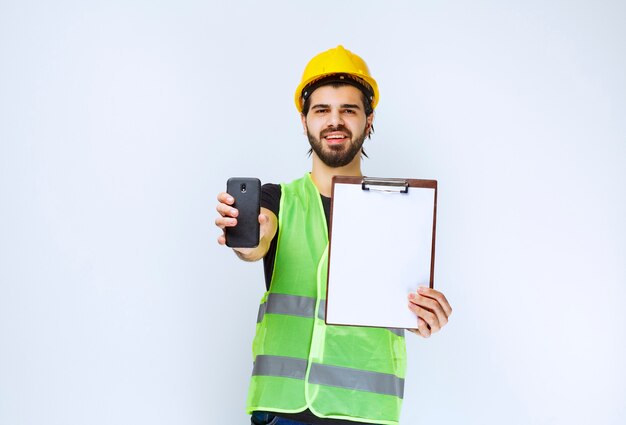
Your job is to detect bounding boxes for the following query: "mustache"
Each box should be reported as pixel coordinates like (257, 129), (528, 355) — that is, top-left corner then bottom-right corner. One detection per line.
(320, 125), (352, 139)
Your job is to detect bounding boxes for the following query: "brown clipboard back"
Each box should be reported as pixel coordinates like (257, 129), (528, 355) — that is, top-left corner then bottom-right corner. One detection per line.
(326, 176), (438, 329)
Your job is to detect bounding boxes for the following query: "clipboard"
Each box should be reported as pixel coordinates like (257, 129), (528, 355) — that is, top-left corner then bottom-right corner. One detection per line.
(325, 176), (438, 329)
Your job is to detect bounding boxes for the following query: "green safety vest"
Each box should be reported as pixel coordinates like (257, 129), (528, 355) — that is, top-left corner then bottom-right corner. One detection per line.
(246, 173), (407, 425)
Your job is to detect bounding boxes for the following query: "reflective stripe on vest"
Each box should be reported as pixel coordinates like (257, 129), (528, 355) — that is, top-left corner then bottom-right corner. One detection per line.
(253, 354), (405, 398)
(257, 293), (405, 337)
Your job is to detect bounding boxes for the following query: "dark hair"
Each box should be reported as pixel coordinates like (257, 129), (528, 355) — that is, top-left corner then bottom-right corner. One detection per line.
(300, 74), (375, 117)
(301, 82), (374, 117)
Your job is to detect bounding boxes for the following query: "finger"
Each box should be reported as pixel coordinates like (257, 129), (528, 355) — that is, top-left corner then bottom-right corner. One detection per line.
(409, 292), (448, 329)
(257, 214), (269, 238)
(407, 300), (440, 334)
(217, 234), (226, 245)
(417, 317), (431, 338)
(217, 192), (235, 205)
(417, 286), (453, 317)
(407, 318), (431, 338)
(215, 216), (237, 229)
(216, 202), (238, 218)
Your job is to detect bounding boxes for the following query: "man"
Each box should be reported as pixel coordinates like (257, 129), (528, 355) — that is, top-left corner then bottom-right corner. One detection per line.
(215, 45), (452, 425)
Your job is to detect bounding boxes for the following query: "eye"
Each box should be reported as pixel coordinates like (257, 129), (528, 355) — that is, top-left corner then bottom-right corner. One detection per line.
(343, 109), (356, 114)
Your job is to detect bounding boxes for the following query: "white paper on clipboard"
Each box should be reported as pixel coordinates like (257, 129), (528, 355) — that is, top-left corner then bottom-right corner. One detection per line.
(325, 176), (437, 329)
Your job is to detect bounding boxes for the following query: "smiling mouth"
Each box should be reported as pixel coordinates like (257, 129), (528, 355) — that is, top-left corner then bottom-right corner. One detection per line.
(323, 132), (349, 144)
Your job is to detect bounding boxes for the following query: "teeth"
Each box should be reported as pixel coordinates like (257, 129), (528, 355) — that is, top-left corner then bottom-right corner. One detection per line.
(326, 135), (345, 139)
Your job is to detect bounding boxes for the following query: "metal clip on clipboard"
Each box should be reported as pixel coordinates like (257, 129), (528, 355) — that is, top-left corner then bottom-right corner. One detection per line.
(361, 177), (409, 193)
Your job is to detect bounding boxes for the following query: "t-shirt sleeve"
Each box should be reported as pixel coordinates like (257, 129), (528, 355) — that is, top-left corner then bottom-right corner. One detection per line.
(261, 183), (281, 216)
(261, 183), (280, 290)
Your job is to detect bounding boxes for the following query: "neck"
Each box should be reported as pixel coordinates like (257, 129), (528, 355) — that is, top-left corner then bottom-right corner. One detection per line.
(310, 153), (362, 197)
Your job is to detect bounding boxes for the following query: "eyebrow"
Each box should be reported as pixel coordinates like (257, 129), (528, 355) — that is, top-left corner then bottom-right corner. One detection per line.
(311, 103), (362, 110)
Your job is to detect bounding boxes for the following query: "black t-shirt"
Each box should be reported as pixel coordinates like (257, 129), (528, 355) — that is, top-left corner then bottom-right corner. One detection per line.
(258, 183), (370, 425)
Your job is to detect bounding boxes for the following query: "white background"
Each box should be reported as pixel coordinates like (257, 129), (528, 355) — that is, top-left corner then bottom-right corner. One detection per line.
(1, 1), (624, 424)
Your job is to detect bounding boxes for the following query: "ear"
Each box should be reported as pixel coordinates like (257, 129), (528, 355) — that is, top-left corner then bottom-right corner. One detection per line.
(300, 113), (308, 133)
(365, 112), (374, 137)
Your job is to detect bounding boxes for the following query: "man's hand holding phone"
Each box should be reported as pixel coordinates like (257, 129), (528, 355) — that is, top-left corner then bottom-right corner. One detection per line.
(215, 178), (277, 262)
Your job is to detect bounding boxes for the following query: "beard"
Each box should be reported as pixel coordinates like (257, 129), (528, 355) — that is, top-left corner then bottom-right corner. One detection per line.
(307, 124), (368, 168)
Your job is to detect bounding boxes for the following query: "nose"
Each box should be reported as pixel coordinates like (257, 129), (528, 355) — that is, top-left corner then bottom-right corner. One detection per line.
(327, 109), (344, 127)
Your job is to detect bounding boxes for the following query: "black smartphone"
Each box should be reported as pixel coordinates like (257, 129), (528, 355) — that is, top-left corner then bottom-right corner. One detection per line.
(225, 177), (261, 248)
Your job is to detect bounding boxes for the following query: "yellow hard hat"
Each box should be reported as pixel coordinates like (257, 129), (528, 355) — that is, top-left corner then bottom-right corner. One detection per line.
(295, 45), (379, 113)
